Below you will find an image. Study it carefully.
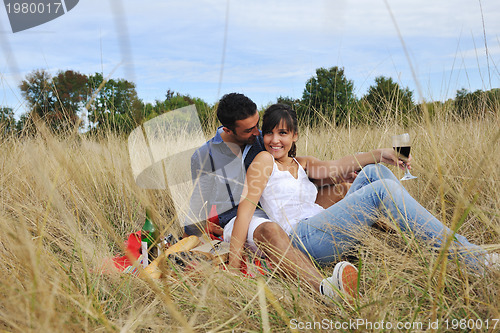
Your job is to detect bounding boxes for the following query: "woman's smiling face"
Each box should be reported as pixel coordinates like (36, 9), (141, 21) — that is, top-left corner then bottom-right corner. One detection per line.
(263, 120), (298, 161)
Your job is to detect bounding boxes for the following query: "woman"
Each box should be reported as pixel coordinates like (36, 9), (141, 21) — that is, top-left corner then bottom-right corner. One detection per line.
(229, 103), (494, 278)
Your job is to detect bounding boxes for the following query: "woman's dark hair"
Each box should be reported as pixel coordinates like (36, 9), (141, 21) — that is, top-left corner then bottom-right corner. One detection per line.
(262, 103), (298, 157)
(216, 93), (257, 132)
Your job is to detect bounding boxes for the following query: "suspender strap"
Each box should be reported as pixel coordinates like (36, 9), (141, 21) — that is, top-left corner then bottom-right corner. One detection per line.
(207, 143), (236, 208)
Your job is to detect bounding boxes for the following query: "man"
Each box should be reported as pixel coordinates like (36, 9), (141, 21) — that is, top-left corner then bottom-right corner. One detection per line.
(185, 93), (357, 301)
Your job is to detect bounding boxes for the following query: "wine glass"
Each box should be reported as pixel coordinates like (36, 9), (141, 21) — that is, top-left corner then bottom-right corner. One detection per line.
(392, 133), (417, 181)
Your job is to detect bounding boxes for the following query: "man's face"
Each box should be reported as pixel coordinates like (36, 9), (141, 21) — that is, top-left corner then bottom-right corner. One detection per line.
(230, 112), (260, 146)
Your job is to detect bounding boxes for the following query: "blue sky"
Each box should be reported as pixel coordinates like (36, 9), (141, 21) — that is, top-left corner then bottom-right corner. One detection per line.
(1, 0), (499, 119)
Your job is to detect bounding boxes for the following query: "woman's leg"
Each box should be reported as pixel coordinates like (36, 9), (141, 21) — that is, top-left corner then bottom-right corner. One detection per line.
(346, 163), (400, 195)
(291, 164), (486, 270)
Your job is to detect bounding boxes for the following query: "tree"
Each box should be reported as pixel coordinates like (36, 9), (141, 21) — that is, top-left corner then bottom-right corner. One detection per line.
(52, 70), (89, 126)
(301, 66), (357, 126)
(15, 113), (32, 135)
(485, 88), (500, 114)
(276, 96), (302, 111)
(143, 90), (213, 130)
(19, 69), (89, 132)
(455, 88), (499, 118)
(0, 107), (15, 135)
(86, 73), (143, 134)
(362, 76), (414, 122)
(19, 69), (54, 120)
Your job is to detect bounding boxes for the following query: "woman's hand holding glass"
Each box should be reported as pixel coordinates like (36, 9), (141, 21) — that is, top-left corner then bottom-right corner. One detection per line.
(391, 133), (417, 181)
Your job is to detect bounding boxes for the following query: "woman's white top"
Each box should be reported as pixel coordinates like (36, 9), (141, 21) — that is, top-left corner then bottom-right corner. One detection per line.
(260, 157), (325, 234)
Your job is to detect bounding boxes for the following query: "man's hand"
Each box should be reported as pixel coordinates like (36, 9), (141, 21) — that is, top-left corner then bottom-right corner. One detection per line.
(340, 171), (357, 183)
(311, 171), (357, 188)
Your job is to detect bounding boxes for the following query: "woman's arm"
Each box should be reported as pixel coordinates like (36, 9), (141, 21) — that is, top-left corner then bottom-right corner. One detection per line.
(228, 151), (274, 270)
(299, 148), (411, 181)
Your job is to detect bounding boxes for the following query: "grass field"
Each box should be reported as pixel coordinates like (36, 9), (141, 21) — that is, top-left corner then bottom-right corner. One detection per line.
(0, 108), (499, 332)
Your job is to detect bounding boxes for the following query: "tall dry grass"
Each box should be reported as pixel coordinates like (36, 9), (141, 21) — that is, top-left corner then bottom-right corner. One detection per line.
(0, 109), (499, 332)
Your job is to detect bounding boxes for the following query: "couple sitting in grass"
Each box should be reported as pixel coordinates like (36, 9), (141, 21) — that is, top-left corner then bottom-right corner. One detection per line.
(186, 93), (497, 302)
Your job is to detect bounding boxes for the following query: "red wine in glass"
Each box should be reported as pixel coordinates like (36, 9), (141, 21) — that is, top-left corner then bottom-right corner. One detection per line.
(392, 134), (417, 180)
(394, 146), (411, 160)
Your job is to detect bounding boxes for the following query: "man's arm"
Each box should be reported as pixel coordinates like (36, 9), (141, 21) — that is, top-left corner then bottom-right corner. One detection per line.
(184, 146), (214, 235)
(303, 148), (411, 181)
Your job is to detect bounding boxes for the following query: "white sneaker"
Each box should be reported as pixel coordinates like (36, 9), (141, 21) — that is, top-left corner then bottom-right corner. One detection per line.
(320, 261), (358, 302)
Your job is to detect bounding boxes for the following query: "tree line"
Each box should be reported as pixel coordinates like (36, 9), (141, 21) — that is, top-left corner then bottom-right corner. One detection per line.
(0, 69), (213, 137)
(1, 67), (499, 136)
(280, 66), (499, 127)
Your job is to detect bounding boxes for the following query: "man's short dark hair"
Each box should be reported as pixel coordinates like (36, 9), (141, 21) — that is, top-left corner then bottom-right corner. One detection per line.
(216, 93), (257, 132)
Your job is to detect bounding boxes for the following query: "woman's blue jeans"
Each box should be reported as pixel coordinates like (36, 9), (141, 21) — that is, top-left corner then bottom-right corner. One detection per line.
(291, 164), (486, 270)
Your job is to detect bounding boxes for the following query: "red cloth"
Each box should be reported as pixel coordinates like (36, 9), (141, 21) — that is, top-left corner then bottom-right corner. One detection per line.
(208, 204), (219, 224)
(206, 205), (223, 241)
(112, 231), (142, 271)
(239, 257), (272, 277)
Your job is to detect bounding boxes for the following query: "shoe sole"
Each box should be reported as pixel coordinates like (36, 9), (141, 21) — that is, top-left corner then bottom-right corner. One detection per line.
(333, 261), (358, 300)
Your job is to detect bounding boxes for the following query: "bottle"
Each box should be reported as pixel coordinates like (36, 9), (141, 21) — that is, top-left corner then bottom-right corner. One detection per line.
(141, 207), (159, 265)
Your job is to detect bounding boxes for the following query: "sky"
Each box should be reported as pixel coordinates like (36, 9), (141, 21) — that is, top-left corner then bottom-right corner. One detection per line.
(1, 0), (500, 119)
